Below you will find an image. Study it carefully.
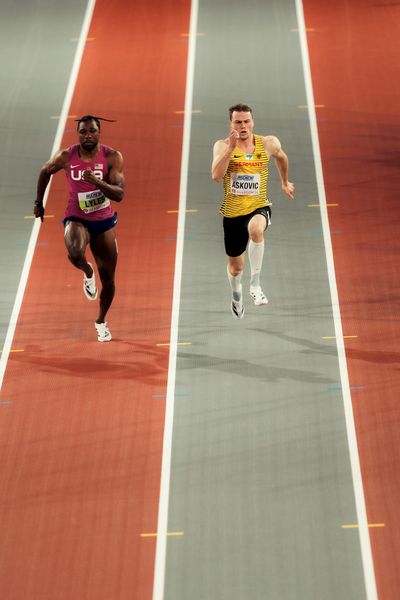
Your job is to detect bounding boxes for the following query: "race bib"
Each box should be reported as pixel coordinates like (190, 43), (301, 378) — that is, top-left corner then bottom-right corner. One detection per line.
(78, 189), (110, 214)
(230, 173), (260, 195)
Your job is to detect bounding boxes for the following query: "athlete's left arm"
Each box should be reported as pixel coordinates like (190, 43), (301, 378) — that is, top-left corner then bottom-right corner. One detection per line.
(82, 150), (125, 202)
(264, 135), (295, 199)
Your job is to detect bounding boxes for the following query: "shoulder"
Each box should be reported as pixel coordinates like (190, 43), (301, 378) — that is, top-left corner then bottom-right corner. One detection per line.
(105, 147), (124, 170)
(213, 138), (229, 154)
(261, 135), (282, 156)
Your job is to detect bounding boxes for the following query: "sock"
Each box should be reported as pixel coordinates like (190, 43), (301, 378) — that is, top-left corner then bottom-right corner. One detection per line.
(248, 240), (264, 288)
(227, 265), (242, 301)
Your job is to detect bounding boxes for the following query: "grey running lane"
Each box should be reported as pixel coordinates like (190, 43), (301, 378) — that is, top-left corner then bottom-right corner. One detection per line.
(164, 1), (367, 599)
(0, 0), (89, 348)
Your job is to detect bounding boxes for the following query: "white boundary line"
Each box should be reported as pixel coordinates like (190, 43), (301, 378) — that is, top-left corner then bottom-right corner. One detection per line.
(0, 0), (97, 390)
(152, 1), (198, 598)
(295, 1), (378, 598)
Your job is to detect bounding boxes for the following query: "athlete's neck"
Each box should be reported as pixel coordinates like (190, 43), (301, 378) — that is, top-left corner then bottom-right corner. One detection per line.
(236, 135), (255, 153)
(79, 144), (100, 161)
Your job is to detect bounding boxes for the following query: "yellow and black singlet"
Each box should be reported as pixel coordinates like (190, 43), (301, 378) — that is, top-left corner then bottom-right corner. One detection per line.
(220, 134), (270, 217)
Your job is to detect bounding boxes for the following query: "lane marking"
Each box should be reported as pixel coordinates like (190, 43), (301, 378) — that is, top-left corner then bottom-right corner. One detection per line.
(156, 341), (192, 347)
(141, 531), (184, 538)
(308, 203), (338, 207)
(290, 27), (315, 32)
(50, 115), (77, 120)
(152, 393), (190, 398)
(167, 209), (198, 213)
(298, 104), (325, 109)
(295, 2), (378, 599)
(328, 386), (366, 392)
(174, 109), (202, 114)
(1, 349), (24, 353)
(181, 32), (205, 36)
(152, 2), (198, 599)
(342, 524), (385, 529)
(24, 215), (54, 219)
(71, 36), (95, 41)
(322, 335), (358, 339)
(0, 0), (97, 391)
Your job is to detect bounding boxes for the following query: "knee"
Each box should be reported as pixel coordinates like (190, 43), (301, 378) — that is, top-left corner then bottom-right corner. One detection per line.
(67, 250), (84, 265)
(249, 230), (264, 244)
(228, 265), (243, 277)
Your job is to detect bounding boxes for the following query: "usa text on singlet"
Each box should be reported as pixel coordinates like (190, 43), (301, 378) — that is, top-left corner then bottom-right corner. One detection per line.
(65, 144), (115, 221)
(220, 134), (270, 218)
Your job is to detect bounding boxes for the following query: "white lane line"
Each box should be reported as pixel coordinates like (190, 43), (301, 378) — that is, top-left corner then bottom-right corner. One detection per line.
(151, 1), (198, 599)
(295, 2), (378, 599)
(0, 0), (97, 391)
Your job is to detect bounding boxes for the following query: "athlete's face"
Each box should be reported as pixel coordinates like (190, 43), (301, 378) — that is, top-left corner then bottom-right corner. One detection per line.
(78, 120), (100, 151)
(230, 111), (254, 140)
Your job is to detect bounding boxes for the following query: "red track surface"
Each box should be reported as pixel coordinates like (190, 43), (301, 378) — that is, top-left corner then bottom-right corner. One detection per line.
(0, 1), (190, 598)
(303, 1), (400, 597)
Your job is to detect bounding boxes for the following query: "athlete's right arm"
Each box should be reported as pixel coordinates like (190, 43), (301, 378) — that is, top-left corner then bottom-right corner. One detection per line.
(211, 130), (239, 182)
(34, 149), (69, 222)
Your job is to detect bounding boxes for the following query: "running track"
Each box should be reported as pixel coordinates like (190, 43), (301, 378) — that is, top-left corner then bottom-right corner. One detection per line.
(303, 1), (400, 597)
(0, 1), (399, 598)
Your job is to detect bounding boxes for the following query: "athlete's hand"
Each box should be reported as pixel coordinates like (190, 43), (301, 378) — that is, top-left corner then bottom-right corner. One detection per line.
(282, 181), (295, 199)
(34, 201), (45, 222)
(82, 168), (98, 184)
(228, 128), (240, 150)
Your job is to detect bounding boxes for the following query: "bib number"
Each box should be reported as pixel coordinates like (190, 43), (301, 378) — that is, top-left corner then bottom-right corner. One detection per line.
(78, 189), (110, 214)
(230, 173), (260, 196)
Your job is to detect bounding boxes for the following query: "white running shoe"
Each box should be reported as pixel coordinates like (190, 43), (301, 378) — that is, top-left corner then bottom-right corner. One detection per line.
(95, 321), (112, 342)
(250, 285), (268, 306)
(83, 262), (98, 301)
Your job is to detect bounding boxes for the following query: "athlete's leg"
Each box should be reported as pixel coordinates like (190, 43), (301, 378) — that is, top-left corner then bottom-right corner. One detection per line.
(227, 254), (245, 296)
(64, 220), (93, 277)
(247, 213), (268, 304)
(227, 254), (245, 318)
(90, 228), (118, 324)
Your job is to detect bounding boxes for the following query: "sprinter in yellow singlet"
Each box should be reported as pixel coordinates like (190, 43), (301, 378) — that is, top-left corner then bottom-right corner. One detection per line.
(211, 103), (294, 319)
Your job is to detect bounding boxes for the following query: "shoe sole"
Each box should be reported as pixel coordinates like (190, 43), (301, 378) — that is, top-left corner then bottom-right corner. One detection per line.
(231, 302), (245, 319)
(84, 287), (98, 301)
(250, 293), (268, 306)
(97, 335), (112, 342)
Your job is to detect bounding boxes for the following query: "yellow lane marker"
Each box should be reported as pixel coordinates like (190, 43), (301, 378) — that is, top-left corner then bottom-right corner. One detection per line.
(308, 203), (339, 207)
(1, 349), (24, 353)
(141, 531), (184, 537)
(157, 342), (192, 347)
(181, 32), (205, 37)
(24, 215), (54, 219)
(167, 209), (198, 214)
(298, 104), (325, 109)
(71, 37), (95, 42)
(341, 524), (385, 529)
(50, 115), (77, 120)
(322, 335), (358, 340)
(175, 109), (202, 114)
(291, 28), (315, 32)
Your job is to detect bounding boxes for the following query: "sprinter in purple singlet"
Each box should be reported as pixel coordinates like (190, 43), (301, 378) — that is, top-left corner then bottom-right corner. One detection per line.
(34, 115), (125, 342)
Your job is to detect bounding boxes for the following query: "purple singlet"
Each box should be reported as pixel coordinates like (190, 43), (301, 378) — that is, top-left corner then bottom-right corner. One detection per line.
(65, 144), (115, 221)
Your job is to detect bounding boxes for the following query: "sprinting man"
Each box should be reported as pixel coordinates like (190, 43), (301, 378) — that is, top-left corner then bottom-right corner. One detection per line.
(211, 103), (294, 319)
(34, 115), (125, 341)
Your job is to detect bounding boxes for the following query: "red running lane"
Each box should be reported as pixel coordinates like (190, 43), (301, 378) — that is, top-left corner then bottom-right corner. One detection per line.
(303, 1), (400, 598)
(0, 1), (191, 599)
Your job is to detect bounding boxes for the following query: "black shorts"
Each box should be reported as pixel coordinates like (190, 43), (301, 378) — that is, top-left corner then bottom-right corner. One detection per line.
(223, 206), (271, 257)
(62, 212), (117, 238)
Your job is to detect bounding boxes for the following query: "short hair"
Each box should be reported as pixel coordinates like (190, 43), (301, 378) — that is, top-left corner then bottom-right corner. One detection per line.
(229, 103), (253, 120)
(76, 115), (116, 131)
